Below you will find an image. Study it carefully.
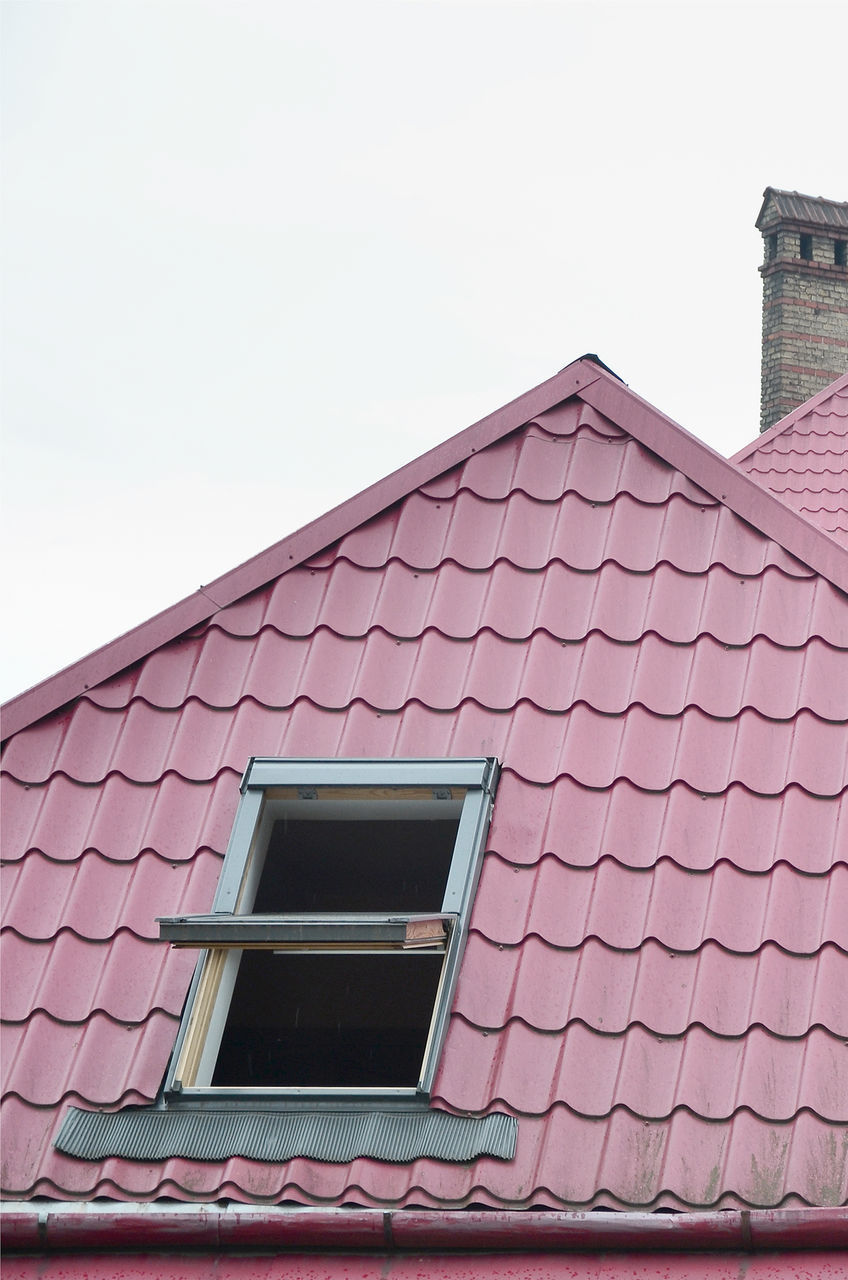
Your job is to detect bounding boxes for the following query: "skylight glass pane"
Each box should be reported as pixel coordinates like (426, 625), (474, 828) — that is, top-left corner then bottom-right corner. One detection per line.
(212, 951), (444, 1087)
(255, 818), (458, 912)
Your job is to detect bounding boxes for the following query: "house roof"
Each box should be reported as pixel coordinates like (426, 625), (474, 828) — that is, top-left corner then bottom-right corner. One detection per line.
(2, 357), (847, 1211)
(733, 373), (848, 547)
(756, 187), (848, 231)
(5, 358), (848, 743)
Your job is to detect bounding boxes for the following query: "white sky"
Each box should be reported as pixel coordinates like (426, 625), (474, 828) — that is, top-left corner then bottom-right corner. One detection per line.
(2, 0), (847, 704)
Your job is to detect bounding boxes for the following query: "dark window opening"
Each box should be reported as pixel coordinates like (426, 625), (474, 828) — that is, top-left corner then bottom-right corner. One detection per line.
(767, 233), (777, 261)
(257, 818), (457, 913)
(213, 951), (444, 1087)
(836, 240), (847, 268)
(210, 797), (463, 1089)
(799, 233), (813, 260)
(159, 758), (499, 1096)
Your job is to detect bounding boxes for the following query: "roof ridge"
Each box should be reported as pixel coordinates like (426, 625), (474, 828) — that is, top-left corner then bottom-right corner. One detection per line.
(575, 376), (848, 594)
(4, 357), (848, 741)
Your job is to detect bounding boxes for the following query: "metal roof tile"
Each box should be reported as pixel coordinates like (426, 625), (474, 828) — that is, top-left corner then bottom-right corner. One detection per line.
(455, 933), (848, 1038)
(2, 849), (220, 941)
(470, 855), (848, 953)
(7, 697), (845, 799)
(533, 398), (629, 439)
(1, 930), (196, 1023)
(419, 425), (715, 506)
(216, 557), (848, 648)
(501, 702), (847, 794)
(437, 1019), (848, 1121)
(313, 490), (809, 576)
(2, 1010), (175, 1106)
(76, 628), (848, 722)
(0, 772), (237, 863)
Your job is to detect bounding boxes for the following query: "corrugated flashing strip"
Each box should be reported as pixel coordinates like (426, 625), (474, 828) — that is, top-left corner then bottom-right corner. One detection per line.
(55, 1104), (516, 1164)
(2, 1204), (847, 1255)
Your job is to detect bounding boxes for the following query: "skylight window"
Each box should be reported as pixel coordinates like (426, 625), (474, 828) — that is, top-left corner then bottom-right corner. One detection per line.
(159, 757), (498, 1097)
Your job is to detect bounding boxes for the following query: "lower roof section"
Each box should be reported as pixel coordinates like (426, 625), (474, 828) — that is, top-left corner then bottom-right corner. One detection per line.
(5, 1088), (847, 1210)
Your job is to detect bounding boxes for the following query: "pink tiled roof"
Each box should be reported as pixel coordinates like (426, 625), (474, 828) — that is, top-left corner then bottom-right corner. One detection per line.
(733, 374), (848, 547)
(2, 359), (847, 1211)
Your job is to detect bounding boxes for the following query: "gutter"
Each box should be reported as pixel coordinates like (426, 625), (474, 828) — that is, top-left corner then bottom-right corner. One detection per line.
(2, 1204), (847, 1254)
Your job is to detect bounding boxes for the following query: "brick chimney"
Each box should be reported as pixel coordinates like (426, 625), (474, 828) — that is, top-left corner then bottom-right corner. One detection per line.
(757, 187), (848, 432)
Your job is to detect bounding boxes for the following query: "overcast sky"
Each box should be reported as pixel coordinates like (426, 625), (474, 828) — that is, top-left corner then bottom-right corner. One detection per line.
(2, 0), (847, 704)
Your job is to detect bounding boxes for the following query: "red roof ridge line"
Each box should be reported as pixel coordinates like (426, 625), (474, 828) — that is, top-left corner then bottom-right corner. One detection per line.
(576, 377), (848, 595)
(0, 361), (601, 740)
(5, 357), (848, 740)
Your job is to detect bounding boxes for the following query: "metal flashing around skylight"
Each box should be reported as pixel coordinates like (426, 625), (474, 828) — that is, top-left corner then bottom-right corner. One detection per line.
(55, 1104), (517, 1164)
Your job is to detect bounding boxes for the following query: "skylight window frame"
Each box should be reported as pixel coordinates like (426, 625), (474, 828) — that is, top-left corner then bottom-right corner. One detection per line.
(160, 756), (498, 1102)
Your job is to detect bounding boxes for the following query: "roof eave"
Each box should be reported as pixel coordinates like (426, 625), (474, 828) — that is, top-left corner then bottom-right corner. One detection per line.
(2, 1203), (847, 1255)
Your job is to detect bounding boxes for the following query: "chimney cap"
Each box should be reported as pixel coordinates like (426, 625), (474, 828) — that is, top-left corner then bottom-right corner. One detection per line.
(756, 187), (848, 233)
